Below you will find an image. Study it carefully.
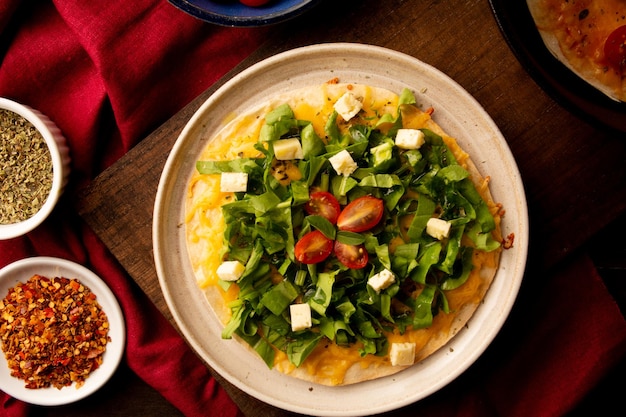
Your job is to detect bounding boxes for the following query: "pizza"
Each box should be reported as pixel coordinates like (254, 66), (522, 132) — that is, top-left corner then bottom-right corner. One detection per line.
(185, 82), (505, 386)
(526, 0), (626, 102)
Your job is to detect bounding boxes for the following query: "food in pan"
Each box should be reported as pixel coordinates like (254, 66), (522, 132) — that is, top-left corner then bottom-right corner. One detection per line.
(185, 82), (505, 385)
(527, 0), (626, 102)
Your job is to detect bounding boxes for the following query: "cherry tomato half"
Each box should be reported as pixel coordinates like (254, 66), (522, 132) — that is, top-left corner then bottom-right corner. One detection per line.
(604, 25), (626, 73)
(294, 230), (333, 264)
(239, 0), (270, 6)
(304, 191), (341, 224)
(336, 195), (384, 232)
(334, 241), (369, 269)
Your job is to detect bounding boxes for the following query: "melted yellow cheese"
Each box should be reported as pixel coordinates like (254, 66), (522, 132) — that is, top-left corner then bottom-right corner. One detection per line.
(185, 83), (501, 385)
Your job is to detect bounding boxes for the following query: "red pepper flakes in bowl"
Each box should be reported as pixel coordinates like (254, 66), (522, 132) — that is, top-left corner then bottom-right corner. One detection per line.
(0, 274), (110, 389)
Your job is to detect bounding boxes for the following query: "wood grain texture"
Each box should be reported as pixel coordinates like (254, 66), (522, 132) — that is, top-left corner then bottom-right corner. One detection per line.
(75, 0), (626, 415)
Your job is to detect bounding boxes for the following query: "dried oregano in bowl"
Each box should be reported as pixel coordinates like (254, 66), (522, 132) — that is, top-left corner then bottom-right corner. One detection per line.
(0, 109), (54, 224)
(0, 98), (70, 239)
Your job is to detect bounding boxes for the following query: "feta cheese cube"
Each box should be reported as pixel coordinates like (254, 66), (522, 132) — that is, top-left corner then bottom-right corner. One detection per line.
(389, 342), (416, 366)
(220, 172), (248, 193)
(290, 303), (312, 331)
(334, 92), (363, 121)
(274, 138), (304, 160)
(368, 268), (395, 293)
(395, 129), (425, 150)
(328, 150), (357, 176)
(216, 260), (245, 282)
(426, 217), (452, 240)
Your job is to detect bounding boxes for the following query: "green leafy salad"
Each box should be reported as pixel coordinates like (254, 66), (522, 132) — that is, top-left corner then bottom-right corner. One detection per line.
(194, 87), (501, 371)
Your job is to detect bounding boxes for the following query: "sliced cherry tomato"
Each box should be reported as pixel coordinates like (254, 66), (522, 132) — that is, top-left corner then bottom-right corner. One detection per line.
(604, 25), (626, 73)
(336, 195), (384, 232)
(333, 241), (368, 269)
(239, 0), (270, 6)
(294, 230), (333, 264)
(304, 191), (341, 224)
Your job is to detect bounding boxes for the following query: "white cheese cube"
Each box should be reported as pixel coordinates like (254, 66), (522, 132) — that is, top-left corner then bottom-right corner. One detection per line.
(368, 268), (395, 293)
(389, 342), (416, 366)
(426, 217), (451, 240)
(334, 92), (363, 121)
(216, 260), (245, 282)
(328, 150), (357, 176)
(220, 172), (248, 193)
(290, 303), (312, 331)
(274, 138), (304, 160)
(395, 129), (425, 150)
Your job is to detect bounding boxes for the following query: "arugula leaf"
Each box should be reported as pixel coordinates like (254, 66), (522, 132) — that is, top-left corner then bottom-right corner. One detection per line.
(410, 242), (442, 284)
(287, 332), (323, 367)
(407, 196), (436, 242)
(324, 111), (341, 143)
(399, 88), (417, 105)
(260, 104), (298, 141)
(307, 272), (336, 316)
(411, 284), (437, 329)
(441, 247), (475, 290)
(260, 280), (299, 316)
(301, 123), (326, 158)
(305, 215), (336, 240)
(438, 224), (465, 274)
(221, 303), (250, 339)
(336, 231), (365, 245)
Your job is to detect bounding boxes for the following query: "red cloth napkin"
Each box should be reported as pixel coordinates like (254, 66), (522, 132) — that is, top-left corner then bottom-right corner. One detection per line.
(403, 253), (626, 417)
(1, 2), (625, 417)
(0, 1), (268, 416)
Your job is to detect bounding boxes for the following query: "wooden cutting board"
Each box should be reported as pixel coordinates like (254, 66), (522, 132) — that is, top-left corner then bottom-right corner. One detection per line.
(76, 0), (626, 415)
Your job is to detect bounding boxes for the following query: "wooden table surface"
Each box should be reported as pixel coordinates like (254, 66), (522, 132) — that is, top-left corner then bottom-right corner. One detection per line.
(71, 0), (626, 415)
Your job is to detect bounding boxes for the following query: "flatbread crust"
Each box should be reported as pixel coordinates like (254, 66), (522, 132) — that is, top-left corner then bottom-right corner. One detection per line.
(185, 83), (502, 386)
(526, 0), (626, 102)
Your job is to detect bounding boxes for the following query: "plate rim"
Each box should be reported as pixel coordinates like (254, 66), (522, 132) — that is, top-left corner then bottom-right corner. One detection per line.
(488, 0), (626, 134)
(0, 256), (126, 406)
(153, 42), (529, 415)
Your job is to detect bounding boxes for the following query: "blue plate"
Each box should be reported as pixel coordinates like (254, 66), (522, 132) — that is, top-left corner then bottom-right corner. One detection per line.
(169, 0), (321, 27)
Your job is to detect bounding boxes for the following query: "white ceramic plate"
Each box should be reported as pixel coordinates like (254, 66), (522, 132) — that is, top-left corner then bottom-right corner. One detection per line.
(153, 43), (529, 416)
(0, 257), (125, 406)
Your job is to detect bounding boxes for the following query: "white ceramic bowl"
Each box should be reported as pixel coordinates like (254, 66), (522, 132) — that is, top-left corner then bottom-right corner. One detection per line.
(0, 257), (126, 405)
(0, 98), (70, 240)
